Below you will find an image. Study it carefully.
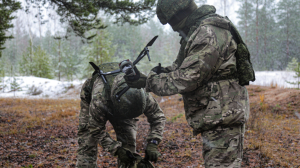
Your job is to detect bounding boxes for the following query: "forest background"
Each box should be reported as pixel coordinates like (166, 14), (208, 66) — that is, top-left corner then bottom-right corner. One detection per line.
(1, 0), (300, 81)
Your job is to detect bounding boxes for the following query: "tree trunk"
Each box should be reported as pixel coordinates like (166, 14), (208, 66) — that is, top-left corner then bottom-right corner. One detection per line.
(27, 14), (34, 75)
(58, 40), (61, 81)
(245, 0), (248, 44)
(286, 6), (290, 64)
(256, 0), (259, 59)
(263, 0), (266, 54)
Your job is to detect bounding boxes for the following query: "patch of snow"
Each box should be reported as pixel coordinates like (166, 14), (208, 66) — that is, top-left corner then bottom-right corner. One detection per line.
(0, 71), (299, 98)
(250, 71), (299, 88)
(0, 76), (85, 99)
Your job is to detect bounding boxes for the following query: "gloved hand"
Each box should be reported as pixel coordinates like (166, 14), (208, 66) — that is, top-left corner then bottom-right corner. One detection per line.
(145, 143), (161, 163)
(137, 159), (155, 168)
(124, 66), (147, 89)
(115, 147), (136, 165)
(151, 63), (168, 74)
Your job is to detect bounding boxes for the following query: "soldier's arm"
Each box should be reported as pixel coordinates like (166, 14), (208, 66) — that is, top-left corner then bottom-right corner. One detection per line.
(78, 77), (92, 129)
(143, 92), (166, 143)
(145, 26), (221, 96)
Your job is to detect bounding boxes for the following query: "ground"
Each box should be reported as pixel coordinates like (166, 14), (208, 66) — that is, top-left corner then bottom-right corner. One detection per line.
(0, 85), (299, 168)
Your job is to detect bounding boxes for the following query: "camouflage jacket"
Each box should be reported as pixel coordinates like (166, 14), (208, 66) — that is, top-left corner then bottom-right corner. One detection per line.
(145, 15), (250, 135)
(80, 73), (166, 155)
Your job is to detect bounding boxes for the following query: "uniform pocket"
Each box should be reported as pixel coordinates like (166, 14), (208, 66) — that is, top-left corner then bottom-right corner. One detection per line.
(201, 83), (223, 130)
(219, 80), (248, 125)
(189, 83), (223, 133)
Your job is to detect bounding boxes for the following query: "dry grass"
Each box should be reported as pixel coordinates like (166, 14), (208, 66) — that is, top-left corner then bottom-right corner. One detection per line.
(270, 81), (278, 89)
(245, 88), (300, 167)
(0, 98), (80, 136)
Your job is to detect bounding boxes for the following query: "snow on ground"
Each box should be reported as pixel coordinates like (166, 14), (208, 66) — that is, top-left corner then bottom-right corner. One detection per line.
(250, 71), (300, 88)
(0, 76), (85, 99)
(0, 71), (299, 99)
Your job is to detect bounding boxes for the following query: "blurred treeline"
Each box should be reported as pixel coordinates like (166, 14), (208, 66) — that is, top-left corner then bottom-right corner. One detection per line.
(1, 0), (300, 81)
(0, 16), (180, 80)
(236, 0), (300, 71)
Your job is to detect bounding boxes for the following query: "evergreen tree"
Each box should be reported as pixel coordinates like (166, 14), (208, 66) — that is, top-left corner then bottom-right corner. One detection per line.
(23, 0), (156, 41)
(286, 61), (300, 89)
(10, 77), (21, 96)
(32, 46), (53, 78)
(235, 0), (300, 71)
(277, 0), (300, 69)
(0, 57), (6, 92)
(61, 50), (80, 81)
(108, 21), (144, 61)
(256, 0), (278, 70)
(52, 38), (63, 81)
(19, 40), (34, 76)
(60, 40), (81, 81)
(0, 0), (21, 57)
(82, 28), (116, 78)
(286, 58), (298, 71)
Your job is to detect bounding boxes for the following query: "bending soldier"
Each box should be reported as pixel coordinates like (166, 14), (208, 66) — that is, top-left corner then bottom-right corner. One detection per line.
(124, 1), (255, 167)
(76, 62), (166, 168)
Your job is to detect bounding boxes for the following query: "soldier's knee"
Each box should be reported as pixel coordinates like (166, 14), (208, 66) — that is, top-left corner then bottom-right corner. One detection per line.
(78, 124), (89, 136)
(203, 135), (243, 168)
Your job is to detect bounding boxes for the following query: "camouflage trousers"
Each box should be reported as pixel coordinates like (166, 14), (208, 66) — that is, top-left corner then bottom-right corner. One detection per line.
(76, 124), (98, 168)
(76, 118), (139, 168)
(201, 124), (245, 168)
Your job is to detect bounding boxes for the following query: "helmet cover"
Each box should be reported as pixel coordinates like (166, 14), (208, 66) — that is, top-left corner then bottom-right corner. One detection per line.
(156, 0), (194, 25)
(110, 74), (147, 119)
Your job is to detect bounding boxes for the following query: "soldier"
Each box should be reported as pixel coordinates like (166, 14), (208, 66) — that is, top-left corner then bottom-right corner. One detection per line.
(124, 0), (255, 167)
(76, 62), (166, 168)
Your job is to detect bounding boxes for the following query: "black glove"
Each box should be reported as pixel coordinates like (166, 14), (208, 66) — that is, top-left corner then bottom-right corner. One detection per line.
(145, 143), (161, 163)
(151, 63), (168, 74)
(115, 147), (136, 164)
(124, 66), (147, 89)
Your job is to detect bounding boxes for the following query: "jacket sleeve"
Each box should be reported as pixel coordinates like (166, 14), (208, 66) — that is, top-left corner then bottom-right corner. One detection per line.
(145, 25), (221, 96)
(87, 77), (122, 156)
(143, 92), (166, 143)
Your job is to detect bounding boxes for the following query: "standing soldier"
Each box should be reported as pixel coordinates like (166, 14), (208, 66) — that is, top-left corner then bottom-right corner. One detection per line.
(124, 0), (255, 167)
(76, 62), (166, 168)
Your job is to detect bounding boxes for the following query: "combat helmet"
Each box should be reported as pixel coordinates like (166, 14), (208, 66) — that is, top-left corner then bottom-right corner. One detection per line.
(110, 74), (147, 119)
(156, 0), (197, 26)
(88, 62), (146, 119)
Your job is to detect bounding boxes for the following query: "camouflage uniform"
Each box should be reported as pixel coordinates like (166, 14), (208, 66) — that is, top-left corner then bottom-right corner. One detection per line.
(145, 4), (250, 168)
(77, 72), (166, 168)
